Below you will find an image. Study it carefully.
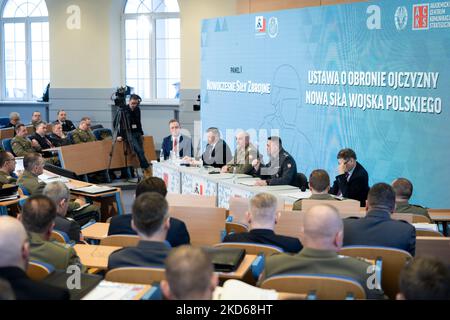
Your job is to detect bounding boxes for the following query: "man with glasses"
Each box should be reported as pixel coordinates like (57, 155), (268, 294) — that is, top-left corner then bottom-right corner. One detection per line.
(0, 151), (18, 187)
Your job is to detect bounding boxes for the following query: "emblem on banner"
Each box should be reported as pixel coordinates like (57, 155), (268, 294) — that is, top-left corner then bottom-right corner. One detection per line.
(394, 6), (408, 30)
(268, 17), (278, 38)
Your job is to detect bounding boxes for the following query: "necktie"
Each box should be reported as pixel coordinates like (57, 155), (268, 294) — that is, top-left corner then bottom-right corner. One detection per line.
(173, 138), (178, 153)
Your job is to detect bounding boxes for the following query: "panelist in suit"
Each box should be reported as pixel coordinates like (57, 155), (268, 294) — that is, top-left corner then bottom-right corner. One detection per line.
(0, 216), (69, 300)
(250, 136), (297, 186)
(161, 119), (193, 160)
(108, 176), (190, 247)
(53, 110), (76, 133)
(201, 127), (232, 168)
(108, 192), (172, 269)
(343, 183), (416, 256)
(43, 181), (81, 243)
(261, 204), (385, 299)
(223, 193), (302, 253)
(293, 169), (338, 211)
(330, 148), (369, 207)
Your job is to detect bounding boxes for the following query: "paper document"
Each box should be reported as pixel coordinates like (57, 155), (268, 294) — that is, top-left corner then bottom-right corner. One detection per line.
(237, 178), (261, 186)
(82, 281), (147, 300)
(71, 185), (116, 194)
(280, 190), (313, 200)
(213, 280), (278, 300)
(412, 223), (438, 232)
(39, 173), (69, 183)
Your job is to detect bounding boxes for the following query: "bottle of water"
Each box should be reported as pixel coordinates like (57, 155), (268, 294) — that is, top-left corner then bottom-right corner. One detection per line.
(159, 149), (164, 162)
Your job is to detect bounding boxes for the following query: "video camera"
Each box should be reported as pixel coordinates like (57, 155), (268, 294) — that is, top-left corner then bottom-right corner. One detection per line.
(112, 86), (132, 109)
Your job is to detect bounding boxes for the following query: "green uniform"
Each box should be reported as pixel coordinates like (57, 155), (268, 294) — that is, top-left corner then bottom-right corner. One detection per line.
(395, 201), (431, 220)
(262, 247), (385, 300)
(293, 193), (339, 211)
(0, 170), (17, 186)
(17, 170), (100, 218)
(72, 128), (96, 144)
(226, 143), (258, 174)
(11, 136), (40, 157)
(29, 232), (86, 272)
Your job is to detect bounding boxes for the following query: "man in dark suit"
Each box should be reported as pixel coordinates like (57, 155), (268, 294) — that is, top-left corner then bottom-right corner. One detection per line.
(201, 127), (232, 168)
(53, 110), (76, 133)
(330, 148), (369, 207)
(223, 193), (302, 253)
(0, 216), (69, 300)
(108, 176), (190, 247)
(161, 119), (193, 160)
(251, 136), (297, 186)
(108, 192), (172, 269)
(43, 181), (81, 243)
(343, 183), (416, 256)
(261, 204), (385, 299)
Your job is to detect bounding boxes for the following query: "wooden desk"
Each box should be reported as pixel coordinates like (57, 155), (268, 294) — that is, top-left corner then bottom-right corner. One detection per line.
(217, 254), (256, 284)
(74, 244), (122, 270)
(0, 192), (27, 216)
(82, 222), (110, 240)
(416, 236), (450, 264)
(55, 136), (156, 175)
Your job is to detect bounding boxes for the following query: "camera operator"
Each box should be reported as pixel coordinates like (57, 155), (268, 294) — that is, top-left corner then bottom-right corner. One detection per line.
(116, 94), (151, 178)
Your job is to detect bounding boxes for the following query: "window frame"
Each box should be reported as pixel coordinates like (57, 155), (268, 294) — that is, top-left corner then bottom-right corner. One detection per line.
(0, 0), (49, 101)
(122, 1), (180, 103)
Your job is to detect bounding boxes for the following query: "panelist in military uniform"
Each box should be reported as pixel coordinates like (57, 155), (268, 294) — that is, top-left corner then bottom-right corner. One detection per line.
(221, 131), (259, 174)
(392, 178), (431, 220)
(250, 136), (297, 186)
(71, 117), (96, 144)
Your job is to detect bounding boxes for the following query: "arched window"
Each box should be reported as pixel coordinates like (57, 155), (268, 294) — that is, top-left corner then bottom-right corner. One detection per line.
(124, 0), (180, 100)
(1, 0), (49, 100)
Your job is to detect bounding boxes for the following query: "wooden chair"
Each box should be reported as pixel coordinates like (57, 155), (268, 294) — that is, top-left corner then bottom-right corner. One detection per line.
(105, 267), (166, 285)
(393, 213), (431, 223)
(301, 199), (363, 218)
(274, 211), (303, 239)
(169, 206), (227, 246)
(214, 242), (283, 256)
(415, 229), (443, 237)
(100, 235), (140, 247)
(225, 222), (249, 235)
(339, 246), (413, 299)
(51, 230), (71, 244)
(260, 274), (366, 300)
(27, 261), (55, 281)
(166, 193), (217, 208)
(416, 236), (450, 264)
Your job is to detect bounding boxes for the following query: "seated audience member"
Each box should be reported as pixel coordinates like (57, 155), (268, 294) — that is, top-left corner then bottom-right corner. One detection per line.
(161, 246), (218, 300)
(392, 178), (431, 220)
(72, 117), (96, 144)
(0, 216), (69, 300)
(293, 169), (337, 210)
(221, 130), (259, 174)
(0, 151), (18, 186)
(43, 181), (81, 243)
(108, 176), (190, 247)
(18, 153), (99, 224)
(11, 123), (41, 157)
(161, 119), (193, 160)
(108, 192), (172, 269)
(250, 136), (297, 186)
(30, 122), (55, 150)
(5, 112), (21, 128)
(330, 148), (369, 207)
(397, 257), (450, 300)
(262, 204), (385, 299)
(18, 195), (85, 271)
(201, 127), (232, 168)
(223, 193), (302, 253)
(343, 183), (416, 255)
(30, 111), (42, 127)
(53, 110), (76, 133)
(48, 123), (71, 147)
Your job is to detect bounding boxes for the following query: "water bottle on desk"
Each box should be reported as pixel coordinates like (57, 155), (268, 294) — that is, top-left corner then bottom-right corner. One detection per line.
(159, 149), (164, 162)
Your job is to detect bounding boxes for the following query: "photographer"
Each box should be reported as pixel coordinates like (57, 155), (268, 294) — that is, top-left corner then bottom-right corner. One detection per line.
(116, 94), (151, 178)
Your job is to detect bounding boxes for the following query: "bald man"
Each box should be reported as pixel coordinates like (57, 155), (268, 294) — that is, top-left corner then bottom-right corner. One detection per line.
(221, 131), (259, 174)
(261, 205), (385, 299)
(0, 216), (69, 300)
